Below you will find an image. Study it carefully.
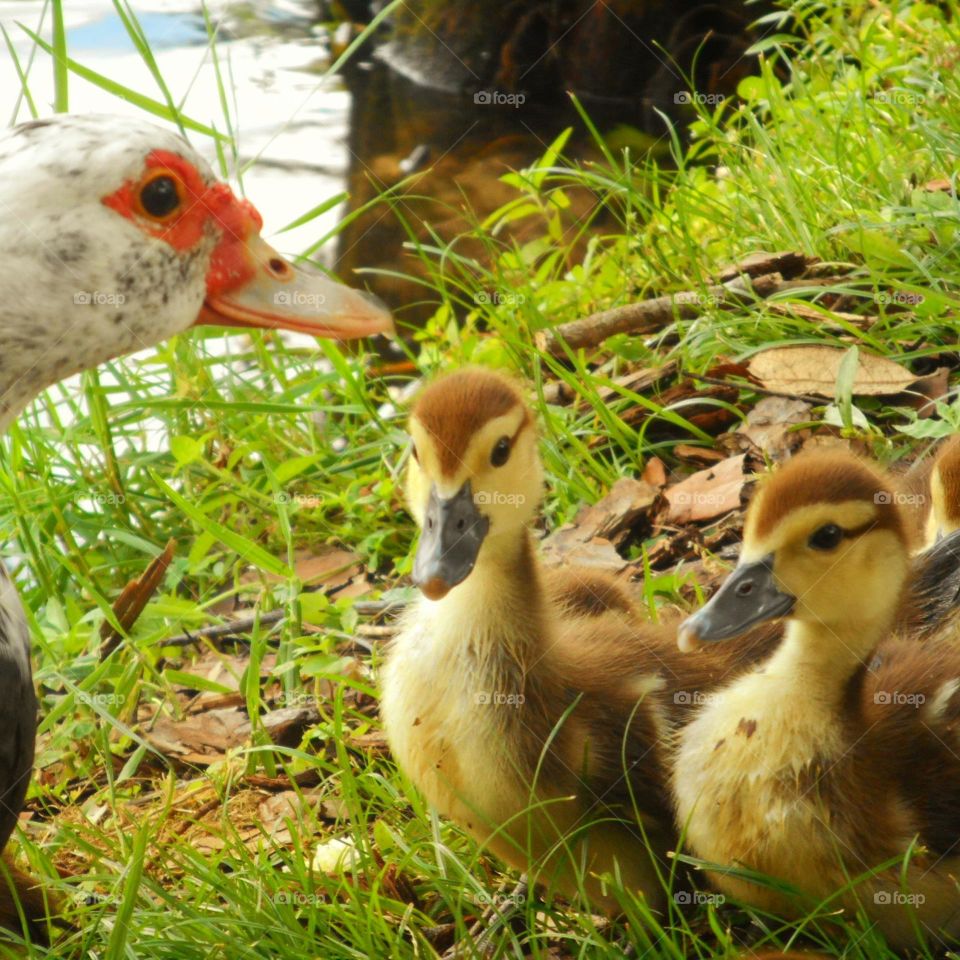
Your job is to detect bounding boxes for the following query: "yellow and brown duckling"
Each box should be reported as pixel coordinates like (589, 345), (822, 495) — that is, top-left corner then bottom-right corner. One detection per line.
(673, 449), (960, 948)
(379, 368), (780, 913)
(926, 434), (960, 540)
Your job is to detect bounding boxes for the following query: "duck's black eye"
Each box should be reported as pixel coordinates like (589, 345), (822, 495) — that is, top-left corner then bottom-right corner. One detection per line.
(491, 436), (511, 467)
(140, 174), (181, 218)
(808, 523), (844, 551)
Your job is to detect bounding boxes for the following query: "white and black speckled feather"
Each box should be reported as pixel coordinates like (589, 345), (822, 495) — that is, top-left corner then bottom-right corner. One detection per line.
(0, 115), (220, 430)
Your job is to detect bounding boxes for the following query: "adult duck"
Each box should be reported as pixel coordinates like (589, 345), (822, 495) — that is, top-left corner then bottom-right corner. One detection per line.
(0, 112), (392, 939)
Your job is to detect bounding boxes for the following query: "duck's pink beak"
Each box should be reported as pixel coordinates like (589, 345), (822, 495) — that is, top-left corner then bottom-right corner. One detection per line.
(198, 190), (393, 340)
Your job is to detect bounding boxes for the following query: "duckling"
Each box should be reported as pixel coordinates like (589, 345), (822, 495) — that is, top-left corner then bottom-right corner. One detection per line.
(672, 449), (960, 949)
(899, 437), (960, 636)
(926, 435), (960, 540)
(379, 368), (782, 913)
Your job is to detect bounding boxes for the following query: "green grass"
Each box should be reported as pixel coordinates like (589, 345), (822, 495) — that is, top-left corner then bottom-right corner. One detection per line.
(3, 0), (960, 956)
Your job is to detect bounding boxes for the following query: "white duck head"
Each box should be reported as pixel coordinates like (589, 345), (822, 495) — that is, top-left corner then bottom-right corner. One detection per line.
(0, 113), (393, 428)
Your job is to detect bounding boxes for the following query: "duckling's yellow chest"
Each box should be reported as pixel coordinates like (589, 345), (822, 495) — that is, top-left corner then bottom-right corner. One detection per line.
(379, 602), (533, 839)
(671, 672), (848, 907)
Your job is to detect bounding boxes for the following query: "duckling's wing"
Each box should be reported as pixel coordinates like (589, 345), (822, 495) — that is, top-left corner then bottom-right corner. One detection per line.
(905, 529), (960, 637)
(859, 638), (960, 853)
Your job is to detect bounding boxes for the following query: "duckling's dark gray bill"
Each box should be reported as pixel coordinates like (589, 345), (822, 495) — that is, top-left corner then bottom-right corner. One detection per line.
(413, 482), (490, 601)
(678, 556), (795, 652)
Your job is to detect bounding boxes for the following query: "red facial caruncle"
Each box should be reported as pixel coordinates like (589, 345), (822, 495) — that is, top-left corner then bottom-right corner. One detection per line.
(101, 149), (262, 297)
(99, 145), (394, 340)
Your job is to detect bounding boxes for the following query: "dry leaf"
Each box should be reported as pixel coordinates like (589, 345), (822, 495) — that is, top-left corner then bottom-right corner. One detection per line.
(747, 345), (915, 397)
(662, 455), (746, 524)
(642, 456), (667, 487)
(735, 396), (813, 460)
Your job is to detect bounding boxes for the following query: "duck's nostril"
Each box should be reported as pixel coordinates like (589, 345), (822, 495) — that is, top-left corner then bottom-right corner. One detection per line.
(268, 257), (289, 277)
(457, 518), (465, 531)
(736, 581), (754, 597)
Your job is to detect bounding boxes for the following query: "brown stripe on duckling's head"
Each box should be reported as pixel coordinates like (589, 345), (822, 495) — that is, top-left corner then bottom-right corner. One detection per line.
(411, 367), (529, 477)
(746, 448), (907, 548)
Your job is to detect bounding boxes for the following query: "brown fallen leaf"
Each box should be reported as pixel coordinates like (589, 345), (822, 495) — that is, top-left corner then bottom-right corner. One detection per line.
(735, 396), (813, 461)
(642, 456), (668, 488)
(569, 477), (658, 544)
(662, 455), (746, 524)
(99, 540), (175, 658)
(747, 345), (916, 398)
(673, 444), (726, 467)
(144, 706), (252, 764)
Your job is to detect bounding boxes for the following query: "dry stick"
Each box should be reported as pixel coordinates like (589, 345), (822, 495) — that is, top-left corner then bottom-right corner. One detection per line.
(160, 599), (407, 648)
(534, 273), (847, 356)
(687, 372), (825, 405)
(441, 877), (530, 960)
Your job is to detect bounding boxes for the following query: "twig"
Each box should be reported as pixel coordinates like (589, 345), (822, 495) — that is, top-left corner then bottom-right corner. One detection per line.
(441, 877), (529, 959)
(159, 598), (408, 648)
(687, 372), (824, 405)
(534, 273), (785, 356)
(535, 273), (853, 356)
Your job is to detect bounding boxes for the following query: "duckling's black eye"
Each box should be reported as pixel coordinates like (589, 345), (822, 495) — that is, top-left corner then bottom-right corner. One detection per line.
(808, 523), (844, 551)
(491, 436), (511, 468)
(139, 174), (181, 218)
(410, 443), (420, 464)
